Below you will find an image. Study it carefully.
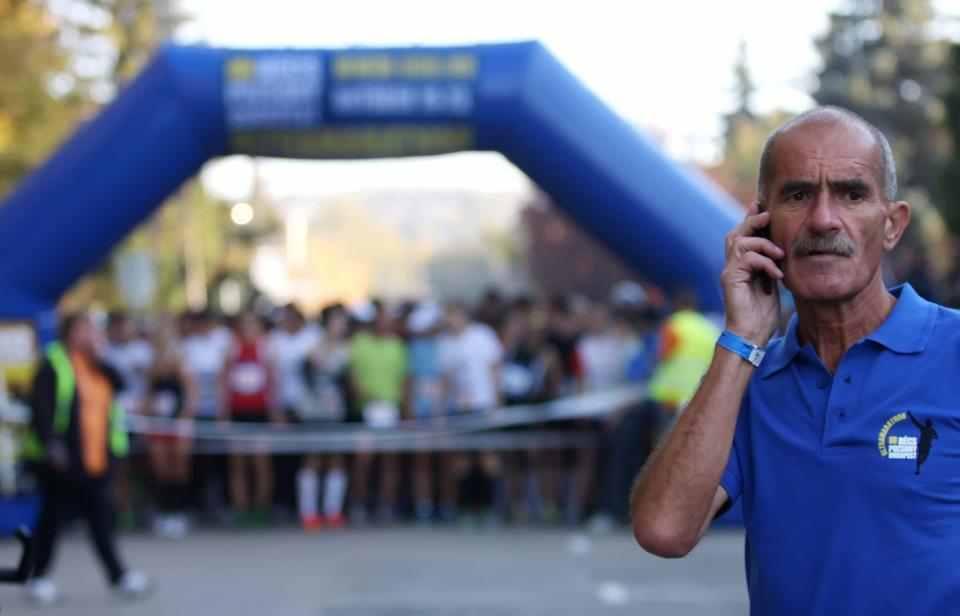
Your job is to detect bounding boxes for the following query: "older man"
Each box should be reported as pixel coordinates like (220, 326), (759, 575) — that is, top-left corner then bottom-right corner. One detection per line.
(630, 106), (960, 613)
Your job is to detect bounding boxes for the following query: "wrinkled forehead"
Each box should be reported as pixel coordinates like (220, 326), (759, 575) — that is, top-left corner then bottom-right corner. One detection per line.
(770, 120), (884, 189)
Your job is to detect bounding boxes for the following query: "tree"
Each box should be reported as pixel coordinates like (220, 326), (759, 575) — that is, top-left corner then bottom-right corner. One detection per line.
(706, 42), (791, 207)
(0, 0), (91, 197)
(940, 45), (960, 234)
(813, 0), (950, 197)
(49, 0), (245, 312)
(809, 0), (960, 295)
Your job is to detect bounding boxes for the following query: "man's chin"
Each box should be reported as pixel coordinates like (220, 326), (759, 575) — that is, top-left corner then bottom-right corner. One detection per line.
(785, 276), (860, 304)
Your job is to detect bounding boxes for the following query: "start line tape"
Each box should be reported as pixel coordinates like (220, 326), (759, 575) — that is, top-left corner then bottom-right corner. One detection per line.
(125, 385), (647, 454)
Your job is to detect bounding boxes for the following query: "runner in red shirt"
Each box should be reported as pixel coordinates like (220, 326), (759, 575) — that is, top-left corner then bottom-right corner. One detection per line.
(220, 312), (279, 526)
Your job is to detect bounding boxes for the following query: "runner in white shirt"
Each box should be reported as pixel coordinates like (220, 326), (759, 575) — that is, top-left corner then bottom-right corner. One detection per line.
(267, 305), (321, 421)
(181, 311), (230, 420)
(103, 312), (153, 416)
(102, 311), (153, 529)
(577, 304), (638, 392)
(437, 303), (504, 522)
(439, 308), (503, 414)
(570, 303), (638, 527)
(296, 305), (352, 531)
(179, 310), (231, 520)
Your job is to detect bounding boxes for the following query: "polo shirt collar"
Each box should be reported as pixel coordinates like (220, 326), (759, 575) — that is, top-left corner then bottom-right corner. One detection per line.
(759, 283), (934, 379)
(865, 283), (934, 353)
(759, 314), (802, 378)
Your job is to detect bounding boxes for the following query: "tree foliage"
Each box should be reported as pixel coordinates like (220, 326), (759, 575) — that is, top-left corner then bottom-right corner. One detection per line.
(813, 0), (950, 196)
(0, 0), (91, 197)
(939, 45), (960, 234)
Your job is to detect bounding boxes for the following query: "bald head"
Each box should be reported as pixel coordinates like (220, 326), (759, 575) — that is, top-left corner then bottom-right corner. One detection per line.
(757, 107), (897, 203)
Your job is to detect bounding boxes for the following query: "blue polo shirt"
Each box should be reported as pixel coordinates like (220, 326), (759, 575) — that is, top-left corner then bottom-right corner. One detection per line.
(721, 284), (960, 614)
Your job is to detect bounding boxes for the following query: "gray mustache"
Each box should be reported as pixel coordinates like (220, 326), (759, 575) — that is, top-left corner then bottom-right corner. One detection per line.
(792, 234), (855, 257)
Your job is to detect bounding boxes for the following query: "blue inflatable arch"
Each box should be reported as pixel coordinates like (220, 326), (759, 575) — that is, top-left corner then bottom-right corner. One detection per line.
(0, 41), (740, 333)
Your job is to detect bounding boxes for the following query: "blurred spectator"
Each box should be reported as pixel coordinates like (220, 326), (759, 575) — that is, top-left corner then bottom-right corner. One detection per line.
(406, 302), (446, 523)
(475, 287), (508, 331)
(500, 297), (560, 523)
(268, 304), (320, 422)
(267, 304), (320, 516)
(182, 311), (230, 421)
(181, 310), (230, 519)
(143, 317), (196, 539)
(348, 305), (407, 524)
(439, 302), (504, 521)
(297, 304), (351, 531)
(17, 284), (679, 534)
(570, 304), (639, 524)
(647, 291), (720, 415)
(577, 305), (638, 392)
(590, 291), (718, 533)
(500, 298), (554, 406)
(545, 296), (582, 396)
(103, 311), (153, 418)
(103, 310), (153, 529)
(221, 311), (279, 526)
(26, 313), (150, 604)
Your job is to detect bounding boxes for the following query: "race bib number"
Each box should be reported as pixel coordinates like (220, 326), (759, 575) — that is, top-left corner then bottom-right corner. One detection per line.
(231, 363), (267, 394)
(152, 391), (178, 417)
(363, 401), (399, 429)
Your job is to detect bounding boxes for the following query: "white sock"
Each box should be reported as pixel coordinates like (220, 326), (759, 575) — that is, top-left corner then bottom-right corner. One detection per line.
(324, 469), (347, 518)
(297, 467), (319, 520)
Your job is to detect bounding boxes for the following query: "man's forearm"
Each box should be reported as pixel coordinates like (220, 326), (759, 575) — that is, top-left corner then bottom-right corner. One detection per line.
(630, 348), (754, 555)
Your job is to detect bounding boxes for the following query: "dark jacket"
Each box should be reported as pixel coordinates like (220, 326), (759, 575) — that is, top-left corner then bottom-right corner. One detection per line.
(29, 352), (124, 476)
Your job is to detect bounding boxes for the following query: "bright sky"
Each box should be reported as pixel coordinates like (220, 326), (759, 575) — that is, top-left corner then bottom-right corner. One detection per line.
(181, 0), (846, 201)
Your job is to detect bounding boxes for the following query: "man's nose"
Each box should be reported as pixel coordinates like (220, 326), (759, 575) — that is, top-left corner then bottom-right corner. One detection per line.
(806, 191), (843, 234)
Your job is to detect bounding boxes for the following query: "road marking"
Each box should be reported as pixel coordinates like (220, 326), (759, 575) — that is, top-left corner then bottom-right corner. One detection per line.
(596, 581), (630, 606)
(566, 534), (592, 556)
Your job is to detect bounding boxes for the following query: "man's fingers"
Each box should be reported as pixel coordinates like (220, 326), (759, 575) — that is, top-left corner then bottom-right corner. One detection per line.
(731, 236), (784, 260)
(726, 211), (771, 250)
(741, 210), (771, 234)
(741, 252), (784, 280)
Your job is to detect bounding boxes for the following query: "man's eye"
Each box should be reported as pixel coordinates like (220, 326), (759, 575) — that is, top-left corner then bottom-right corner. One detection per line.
(789, 191), (808, 202)
(848, 190), (865, 201)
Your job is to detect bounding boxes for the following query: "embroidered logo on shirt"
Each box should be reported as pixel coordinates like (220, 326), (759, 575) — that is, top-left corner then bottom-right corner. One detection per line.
(877, 412), (938, 475)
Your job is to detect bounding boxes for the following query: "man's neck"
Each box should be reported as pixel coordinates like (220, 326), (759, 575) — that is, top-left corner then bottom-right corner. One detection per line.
(794, 276), (896, 374)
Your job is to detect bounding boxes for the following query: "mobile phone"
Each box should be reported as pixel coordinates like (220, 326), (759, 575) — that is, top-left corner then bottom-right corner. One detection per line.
(754, 202), (774, 295)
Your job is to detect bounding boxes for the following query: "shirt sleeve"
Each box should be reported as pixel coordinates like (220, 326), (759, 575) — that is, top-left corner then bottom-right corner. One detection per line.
(719, 390), (751, 506)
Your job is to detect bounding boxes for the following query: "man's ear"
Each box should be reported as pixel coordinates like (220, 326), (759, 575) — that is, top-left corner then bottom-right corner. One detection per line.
(883, 200), (911, 251)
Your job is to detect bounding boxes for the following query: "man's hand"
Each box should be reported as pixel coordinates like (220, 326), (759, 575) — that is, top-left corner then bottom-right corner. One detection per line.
(721, 207), (784, 346)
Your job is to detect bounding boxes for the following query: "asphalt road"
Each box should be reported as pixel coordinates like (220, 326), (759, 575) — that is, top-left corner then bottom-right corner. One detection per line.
(0, 526), (748, 615)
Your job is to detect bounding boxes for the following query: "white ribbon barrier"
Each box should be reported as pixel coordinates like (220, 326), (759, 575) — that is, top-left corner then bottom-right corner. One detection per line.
(123, 385), (647, 454)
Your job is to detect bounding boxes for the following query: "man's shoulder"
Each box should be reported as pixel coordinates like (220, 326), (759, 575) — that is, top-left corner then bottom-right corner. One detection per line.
(926, 302), (960, 347)
(930, 301), (960, 325)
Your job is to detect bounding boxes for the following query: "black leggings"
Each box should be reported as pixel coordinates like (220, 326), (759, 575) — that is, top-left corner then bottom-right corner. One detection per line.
(32, 467), (127, 584)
